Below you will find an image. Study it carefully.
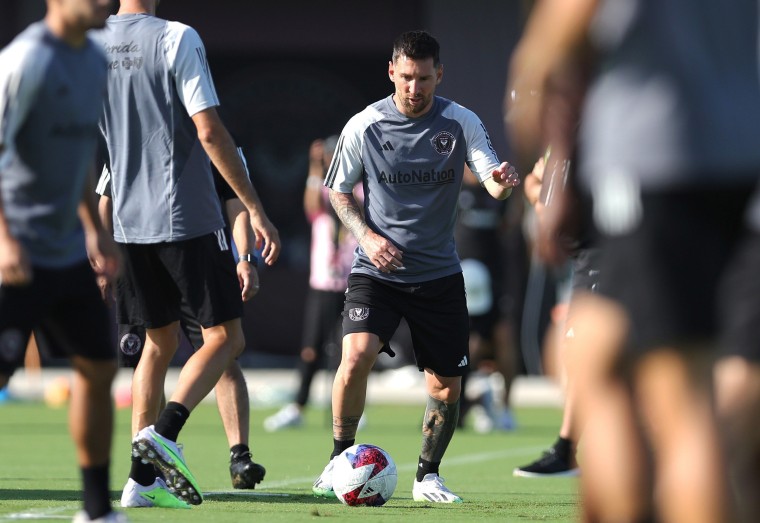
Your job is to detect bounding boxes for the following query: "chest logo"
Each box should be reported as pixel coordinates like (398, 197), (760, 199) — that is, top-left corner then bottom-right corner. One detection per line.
(431, 131), (455, 155)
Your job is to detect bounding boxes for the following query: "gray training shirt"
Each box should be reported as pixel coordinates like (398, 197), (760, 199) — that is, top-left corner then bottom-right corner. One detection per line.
(325, 95), (501, 284)
(92, 13), (224, 244)
(0, 22), (107, 268)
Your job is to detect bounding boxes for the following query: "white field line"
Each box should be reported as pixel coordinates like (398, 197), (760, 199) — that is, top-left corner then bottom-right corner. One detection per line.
(0, 505), (77, 520)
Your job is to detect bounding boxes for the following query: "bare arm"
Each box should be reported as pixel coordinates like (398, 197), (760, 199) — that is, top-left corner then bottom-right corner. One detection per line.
(482, 161), (521, 200)
(192, 107), (281, 265)
(328, 189), (404, 273)
(225, 198), (259, 301)
(506, 0), (597, 166)
(0, 167), (31, 285)
(303, 139), (326, 220)
(78, 170), (120, 283)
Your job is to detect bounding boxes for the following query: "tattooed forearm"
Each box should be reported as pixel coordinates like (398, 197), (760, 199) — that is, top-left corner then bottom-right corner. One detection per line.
(329, 190), (369, 243)
(420, 396), (460, 462)
(333, 415), (362, 442)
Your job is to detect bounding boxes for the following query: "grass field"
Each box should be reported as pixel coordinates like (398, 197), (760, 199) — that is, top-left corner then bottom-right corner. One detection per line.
(0, 401), (580, 522)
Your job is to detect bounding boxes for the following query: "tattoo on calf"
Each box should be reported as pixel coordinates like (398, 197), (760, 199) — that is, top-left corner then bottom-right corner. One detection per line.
(421, 396), (460, 462)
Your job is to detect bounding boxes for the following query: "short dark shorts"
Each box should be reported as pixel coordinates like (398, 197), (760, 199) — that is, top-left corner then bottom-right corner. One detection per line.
(342, 272), (470, 377)
(0, 261), (114, 375)
(595, 185), (753, 353)
(719, 230), (760, 362)
(116, 231), (243, 330)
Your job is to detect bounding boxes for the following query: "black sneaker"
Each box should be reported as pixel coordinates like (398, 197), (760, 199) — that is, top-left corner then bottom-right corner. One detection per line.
(230, 452), (266, 489)
(513, 447), (579, 478)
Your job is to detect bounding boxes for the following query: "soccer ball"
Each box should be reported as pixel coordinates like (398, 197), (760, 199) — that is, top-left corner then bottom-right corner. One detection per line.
(332, 443), (397, 506)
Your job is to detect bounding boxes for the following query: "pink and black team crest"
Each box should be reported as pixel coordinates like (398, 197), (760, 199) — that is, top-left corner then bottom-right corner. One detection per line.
(431, 130), (455, 155)
(348, 307), (370, 321)
(333, 443), (398, 506)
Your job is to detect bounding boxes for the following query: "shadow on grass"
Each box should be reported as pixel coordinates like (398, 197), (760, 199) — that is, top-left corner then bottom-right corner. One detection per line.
(0, 489), (81, 502)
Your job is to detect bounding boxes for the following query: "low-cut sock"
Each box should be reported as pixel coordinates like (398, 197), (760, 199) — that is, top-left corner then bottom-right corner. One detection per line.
(416, 457), (440, 482)
(330, 438), (354, 460)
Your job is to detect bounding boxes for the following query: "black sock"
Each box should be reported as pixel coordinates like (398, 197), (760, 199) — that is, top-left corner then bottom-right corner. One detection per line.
(230, 444), (250, 461)
(416, 457), (440, 482)
(330, 438), (354, 460)
(553, 436), (573, 460)
(129, 455), (158, 486)
(154, 401), (190, 442)
(81, 463), (111, 520)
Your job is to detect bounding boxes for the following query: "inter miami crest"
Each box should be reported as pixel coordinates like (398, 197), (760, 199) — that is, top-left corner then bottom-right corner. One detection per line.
(431, 130), (455, 155)
(120, 332), (142, 356)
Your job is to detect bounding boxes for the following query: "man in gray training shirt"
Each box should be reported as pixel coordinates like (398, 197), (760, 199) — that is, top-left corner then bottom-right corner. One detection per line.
(312, 30), (520, 504)
(93, 0), (280, 508)
(0, 1), (124, 522)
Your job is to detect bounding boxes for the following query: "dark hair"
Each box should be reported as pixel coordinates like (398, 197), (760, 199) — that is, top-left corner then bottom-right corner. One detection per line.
(392, 30), (440, 66)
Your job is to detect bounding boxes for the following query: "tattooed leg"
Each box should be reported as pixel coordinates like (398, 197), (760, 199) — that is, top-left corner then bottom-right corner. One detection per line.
(418, 395), (460, 480)
(330, 415), (360, 459)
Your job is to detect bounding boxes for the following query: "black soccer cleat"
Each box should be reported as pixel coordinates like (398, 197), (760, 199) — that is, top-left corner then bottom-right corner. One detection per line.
(513, 446), (580, 478)
(229, 452), (266, 489)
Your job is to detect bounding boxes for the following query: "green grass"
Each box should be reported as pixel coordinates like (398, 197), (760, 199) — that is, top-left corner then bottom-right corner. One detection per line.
(0, 401), (580, 522)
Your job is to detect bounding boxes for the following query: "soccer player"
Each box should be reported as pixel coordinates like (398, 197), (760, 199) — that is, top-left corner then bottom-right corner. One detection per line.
(507, 1), (760, 521)
(96, 154), (266, 501)
(93, 0), (280, 507)
(312, 30), (520, 503)
(0, 1), (125, 522)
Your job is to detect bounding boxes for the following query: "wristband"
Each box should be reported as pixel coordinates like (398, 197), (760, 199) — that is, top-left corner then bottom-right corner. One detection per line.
(238, 253), (258, 267)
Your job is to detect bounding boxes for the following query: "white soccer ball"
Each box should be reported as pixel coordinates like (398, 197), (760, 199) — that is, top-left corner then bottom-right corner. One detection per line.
(332, 443), (397, 506)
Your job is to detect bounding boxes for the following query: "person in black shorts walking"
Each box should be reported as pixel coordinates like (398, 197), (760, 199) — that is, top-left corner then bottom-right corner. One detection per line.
(93, 0), (280, 508)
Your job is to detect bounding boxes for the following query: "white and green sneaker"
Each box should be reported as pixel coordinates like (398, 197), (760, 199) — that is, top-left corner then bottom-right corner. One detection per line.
(132, 426), (202, 505)
(312, 457), (337, 499)
(120, 477), (190, 509)
(412, 473), (463, 503)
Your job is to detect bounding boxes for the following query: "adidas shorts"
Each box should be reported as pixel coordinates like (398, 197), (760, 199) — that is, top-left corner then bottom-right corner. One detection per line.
(116, 231), (243, 330)
(341, 273), (470, 377)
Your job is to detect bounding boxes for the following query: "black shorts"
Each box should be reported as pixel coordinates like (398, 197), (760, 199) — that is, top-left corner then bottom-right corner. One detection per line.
(117, 298), (205, 368)
(0, 261), (114, 375)
(595, 186), (753, 352)
(116, 231), (243, 330)
(342, 273), (469, 377)
(301, 288), (345, 352)
(719, 230), (760, 362)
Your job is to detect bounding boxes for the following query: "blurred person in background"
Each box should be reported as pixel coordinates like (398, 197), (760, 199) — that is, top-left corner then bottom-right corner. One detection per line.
(264, 135), (363, 432)
(508, 0), (760, 521)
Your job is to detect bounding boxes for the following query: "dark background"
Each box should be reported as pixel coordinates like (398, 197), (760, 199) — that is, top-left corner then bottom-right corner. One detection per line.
(1, 0), (529, 366)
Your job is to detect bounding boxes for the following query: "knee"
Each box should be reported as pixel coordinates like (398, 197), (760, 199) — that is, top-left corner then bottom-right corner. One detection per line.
(428, 376), (462, 404)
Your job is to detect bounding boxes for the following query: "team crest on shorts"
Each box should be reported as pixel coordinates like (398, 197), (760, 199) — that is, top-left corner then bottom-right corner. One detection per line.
(348, 307), (370, 321)
(120, 333), (142, 356)
(431, 130), (455, 155)
(0, 329), (25, 362)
